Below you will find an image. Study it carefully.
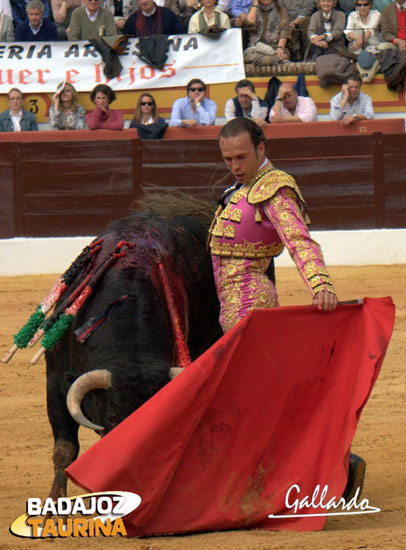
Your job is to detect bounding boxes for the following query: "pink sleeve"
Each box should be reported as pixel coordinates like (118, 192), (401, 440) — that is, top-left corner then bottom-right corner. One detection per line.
(263, 188), (335, 297)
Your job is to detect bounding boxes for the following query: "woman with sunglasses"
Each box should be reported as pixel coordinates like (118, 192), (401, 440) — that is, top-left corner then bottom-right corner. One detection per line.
(49, 81), (86, 130)
(130, 93), (168, 139)
(170, 79), (217, 127)
(345, 0), (382, 54)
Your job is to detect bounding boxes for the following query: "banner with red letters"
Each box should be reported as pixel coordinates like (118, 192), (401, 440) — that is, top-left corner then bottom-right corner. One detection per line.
(0, 29), (244, 93)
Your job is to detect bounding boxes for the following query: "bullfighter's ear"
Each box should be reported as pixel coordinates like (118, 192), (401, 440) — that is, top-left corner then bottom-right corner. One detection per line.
(169, 367), (183, 379)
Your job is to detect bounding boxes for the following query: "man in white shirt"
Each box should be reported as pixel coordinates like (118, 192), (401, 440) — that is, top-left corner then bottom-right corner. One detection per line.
(270, 82), (317, 123)
(224, 79), (268, 131)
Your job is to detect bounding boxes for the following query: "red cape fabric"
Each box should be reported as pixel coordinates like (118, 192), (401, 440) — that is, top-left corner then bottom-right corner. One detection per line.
(66, 297), (395, 536)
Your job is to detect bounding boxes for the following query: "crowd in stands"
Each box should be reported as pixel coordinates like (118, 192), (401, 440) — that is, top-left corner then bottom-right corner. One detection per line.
(1, 0), (403, 135)
(0, 0), (404, 63)
(0, 74), (375, 136)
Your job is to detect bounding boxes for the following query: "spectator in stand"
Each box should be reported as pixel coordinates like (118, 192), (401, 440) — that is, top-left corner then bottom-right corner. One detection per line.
(188, 0), (230, 32)
(49, 81), (86, 130)
(170, 78), (217, 126)
(270, 81), (317, 121)
(0, 88), (38, 132)
(224, 79), (268, 130)
(345, 0), (382, 81)
(307, 0), (346, 58)
(122, 0), (184, 36)
(380, 0), (406, 52)
(67, 0), (117, 40)
(51, 0), (81, 39)
(130, 92), (168, 139)
(164, 0), (200, 28)
(0, 0), (14, 39)
(86, 84), (124, 130)
(279, 0), (317, 60)
(330, 73), (374, 125)
(15, 0), (58, 40)
(244, 0), (291, 65)
(345, 0), (382, 53)
(10, 0), (52, 27)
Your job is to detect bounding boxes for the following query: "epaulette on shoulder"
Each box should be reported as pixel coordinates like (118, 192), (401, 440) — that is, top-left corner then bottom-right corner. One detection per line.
(247, 169), (299, 205)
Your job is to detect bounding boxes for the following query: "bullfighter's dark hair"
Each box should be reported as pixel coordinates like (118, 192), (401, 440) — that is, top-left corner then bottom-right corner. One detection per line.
(219, 118), (266, 149)
(90, 84), (116, 105)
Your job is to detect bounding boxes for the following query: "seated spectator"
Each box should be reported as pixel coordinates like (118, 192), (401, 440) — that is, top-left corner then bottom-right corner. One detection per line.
(243, 0), (291, 66)
(380, 0), (406, 52)
(15, 0), (57, 39)
(86, 84), (124, 130)
(51, 0), (81, 39)
(280, 0), (317, 61)
(308, 0), (346, 58)
(49, 81), (86, 130)
(224, 78), (268, 130)
(0, 88), (38, 132)
(129, 92), (168, 138)
(345, 0), (382, 81)
(345, 0), (381, 53)
(170, 78), (217, 126)
(67, 0), (117, 40)
(188, 0), (231, 33)
(164, 0), (200, 28)
(330, 73), (374, 125)
(270, 81), (317, 121)
(122, 0), (184, 36)
(0, 0), (14, 40)
(10, 0), (52, 26)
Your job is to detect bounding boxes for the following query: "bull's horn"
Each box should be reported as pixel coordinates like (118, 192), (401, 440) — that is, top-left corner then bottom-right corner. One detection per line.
(66, 369), (112, 431)
(169, 367), (183, 379)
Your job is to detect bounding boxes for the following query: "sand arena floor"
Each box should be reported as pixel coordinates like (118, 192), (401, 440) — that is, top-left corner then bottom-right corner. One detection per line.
(1, 265), (405, 550)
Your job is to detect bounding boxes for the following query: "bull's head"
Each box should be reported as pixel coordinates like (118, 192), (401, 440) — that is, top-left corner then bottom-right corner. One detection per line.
(66, 367), (183, 432)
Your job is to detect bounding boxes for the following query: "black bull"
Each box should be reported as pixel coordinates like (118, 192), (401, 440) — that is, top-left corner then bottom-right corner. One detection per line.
(46, 210), (222, 500)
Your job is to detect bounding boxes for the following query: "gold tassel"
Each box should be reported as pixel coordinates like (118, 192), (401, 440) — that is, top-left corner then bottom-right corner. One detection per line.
(255, 206), (262, 223)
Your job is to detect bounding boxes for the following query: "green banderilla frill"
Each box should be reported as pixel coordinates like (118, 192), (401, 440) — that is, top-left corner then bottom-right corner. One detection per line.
(41, 314), (76, 350)
(13, 306), (46, 349)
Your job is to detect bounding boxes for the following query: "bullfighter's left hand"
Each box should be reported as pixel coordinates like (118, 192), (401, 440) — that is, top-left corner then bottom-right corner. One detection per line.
(312, 290), (338, 311)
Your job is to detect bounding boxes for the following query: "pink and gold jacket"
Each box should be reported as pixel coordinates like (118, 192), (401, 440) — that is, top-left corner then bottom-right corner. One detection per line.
(209, 163), (335, 297)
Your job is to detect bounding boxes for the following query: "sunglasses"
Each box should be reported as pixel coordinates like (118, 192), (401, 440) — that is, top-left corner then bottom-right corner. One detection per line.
(356, 2), (369, 5)
(140, 101), (153, 106)
(190, 87), (204, 92)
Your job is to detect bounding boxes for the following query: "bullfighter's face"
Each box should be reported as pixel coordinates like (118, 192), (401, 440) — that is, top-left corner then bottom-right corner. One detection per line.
(220, 131), (265, 186)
